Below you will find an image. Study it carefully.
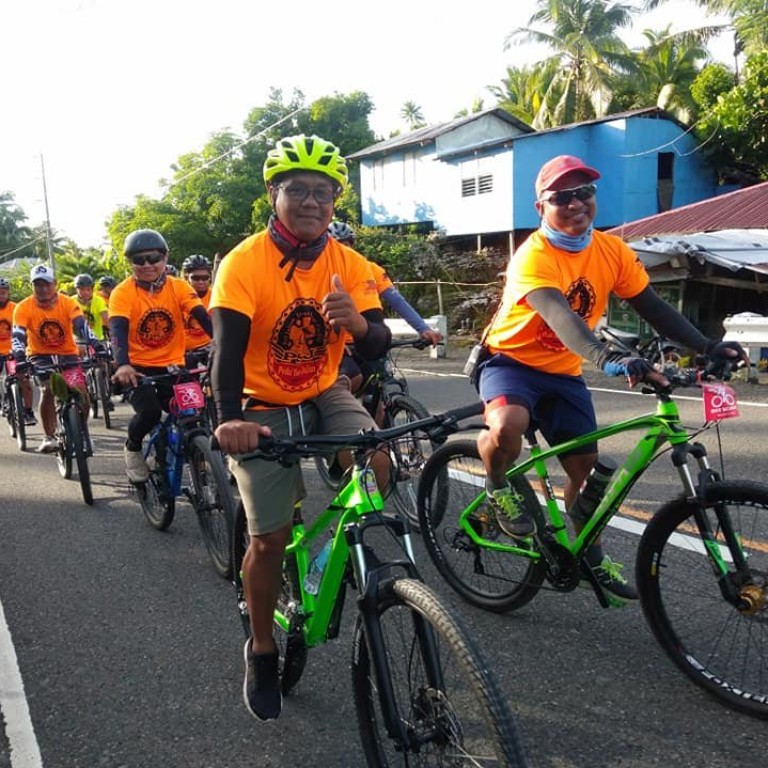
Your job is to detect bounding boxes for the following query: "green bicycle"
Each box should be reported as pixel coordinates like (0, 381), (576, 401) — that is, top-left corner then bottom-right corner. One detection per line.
(231, 402), (528, 767)
(417, 372), (768, 720)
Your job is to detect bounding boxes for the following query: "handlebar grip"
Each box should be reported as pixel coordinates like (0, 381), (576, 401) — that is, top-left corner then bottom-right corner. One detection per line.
(440, 401), (484, 422)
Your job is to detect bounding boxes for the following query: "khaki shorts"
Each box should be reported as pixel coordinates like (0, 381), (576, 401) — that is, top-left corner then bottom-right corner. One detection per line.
(230, 381), (375, 535)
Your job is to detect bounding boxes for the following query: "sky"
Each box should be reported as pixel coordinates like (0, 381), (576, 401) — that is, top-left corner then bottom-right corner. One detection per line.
(2, 0), (735, 250)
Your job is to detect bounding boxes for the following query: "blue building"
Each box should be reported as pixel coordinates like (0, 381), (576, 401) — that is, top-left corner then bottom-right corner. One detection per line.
(348, 107), (719, 251)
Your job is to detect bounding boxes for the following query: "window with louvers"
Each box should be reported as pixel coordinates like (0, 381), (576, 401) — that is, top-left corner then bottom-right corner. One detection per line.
(478, 174), (493, 194)
(462, 178), (477, 197)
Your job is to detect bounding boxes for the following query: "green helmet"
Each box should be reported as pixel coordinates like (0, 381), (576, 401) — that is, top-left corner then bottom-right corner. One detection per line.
(263, 134), (348, 190)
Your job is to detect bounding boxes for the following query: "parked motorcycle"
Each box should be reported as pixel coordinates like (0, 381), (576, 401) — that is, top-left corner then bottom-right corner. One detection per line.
(596, 324), (685, 373)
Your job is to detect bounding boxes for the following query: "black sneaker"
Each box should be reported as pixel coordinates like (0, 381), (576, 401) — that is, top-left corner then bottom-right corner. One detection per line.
(581, 555), (638, 605)
(24, 408), (37, 426)
(487, 486), (535, 538)
(243, 639), (282, 721)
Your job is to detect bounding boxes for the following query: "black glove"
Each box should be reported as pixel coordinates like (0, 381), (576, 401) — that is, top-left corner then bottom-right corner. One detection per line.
(602, 353), (654, 381)
(705, 340), (747, 380)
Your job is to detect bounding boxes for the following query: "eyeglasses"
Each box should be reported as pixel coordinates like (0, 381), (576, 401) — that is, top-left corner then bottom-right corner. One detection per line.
(541, 184), (597, 207)
(130, 252), (166, 266)
(277, 184), (337, 204)
(189, 274), (211, 282)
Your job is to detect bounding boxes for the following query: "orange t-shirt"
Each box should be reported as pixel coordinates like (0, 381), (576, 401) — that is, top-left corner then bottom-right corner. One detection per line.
(12, 294), (82, 357)
(184, 286), (211, 351)
(109, 276), (204, 367)
(210, 231), (381, 405)
(0, 301), (15, 355)
(342, 259), (393, 344)
(485, 229), (650, 376)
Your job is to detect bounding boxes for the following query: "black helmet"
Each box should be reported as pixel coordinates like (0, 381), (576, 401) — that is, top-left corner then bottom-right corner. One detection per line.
(328, 220), (356, 243)
(123, 229), (168, 257)
(98, 275), (118, 288)
(182, 254), (211, 274)
(0, 278), (9, 289)
(74, 273), (94, 288)
(165, 264), (178, 276)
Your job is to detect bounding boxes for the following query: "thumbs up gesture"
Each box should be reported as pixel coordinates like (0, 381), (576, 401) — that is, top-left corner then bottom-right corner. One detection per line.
(323, 274), (367, 337)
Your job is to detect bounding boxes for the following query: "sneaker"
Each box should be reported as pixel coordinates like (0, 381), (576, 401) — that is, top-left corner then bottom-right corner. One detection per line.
(24, 409), (37, 426)
(243, 639), (282, 721)
(487, 485), (536, 538)
(581, 555), (638, 603)
(106, 399), (115, 412)
(124, 445), (149, 483)
(37, 435), (58, 454)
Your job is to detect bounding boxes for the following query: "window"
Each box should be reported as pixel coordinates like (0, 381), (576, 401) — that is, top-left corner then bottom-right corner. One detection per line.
(462, 178), (477, 197)
(461, 174), (493, 197)
(478, 174), (493, 194)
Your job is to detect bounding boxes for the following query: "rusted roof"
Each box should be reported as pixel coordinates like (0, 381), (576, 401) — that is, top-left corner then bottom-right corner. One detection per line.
(606, 181), (768, 240)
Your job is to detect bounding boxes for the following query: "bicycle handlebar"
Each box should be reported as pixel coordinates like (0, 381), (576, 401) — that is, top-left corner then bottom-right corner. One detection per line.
(388, 337), (432, 351)
(235, 400), (484, 463)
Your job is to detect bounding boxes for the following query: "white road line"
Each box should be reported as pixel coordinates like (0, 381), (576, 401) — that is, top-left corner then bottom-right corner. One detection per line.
(0, 600), (43, 767)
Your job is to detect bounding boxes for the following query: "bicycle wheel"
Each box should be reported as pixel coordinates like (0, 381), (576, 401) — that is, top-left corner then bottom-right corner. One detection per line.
(95, 366), (112, 429)
(137, 442), (175, 530)
(12, 381), (25, 451)
(5, 383), (16, 438)
(637, 480), (768, 720)
(417, 439), (547, 613)
(382, 394), (435, 531)
(87, 369), (99, 420)
(313, 454), (343, 492)
(67, 406), (93, 505)
(352, 577), (529, 767)
(56, 409), (73, 479)
(187, 434), (236, 578)
(231, 502), (308, 693)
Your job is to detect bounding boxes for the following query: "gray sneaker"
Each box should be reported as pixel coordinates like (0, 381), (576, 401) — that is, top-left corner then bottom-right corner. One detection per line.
(36, 435), (58, 454)
(581, 555), (638, 605)
(487, 486), (535, 538)
(124, 445), (149, 483)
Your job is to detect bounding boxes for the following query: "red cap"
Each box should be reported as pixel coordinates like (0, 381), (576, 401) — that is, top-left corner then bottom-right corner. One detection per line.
(535, 155), (601, 198)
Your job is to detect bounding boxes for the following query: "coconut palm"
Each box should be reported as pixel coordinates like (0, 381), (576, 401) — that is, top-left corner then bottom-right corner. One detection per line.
(400, 101), (426, 130)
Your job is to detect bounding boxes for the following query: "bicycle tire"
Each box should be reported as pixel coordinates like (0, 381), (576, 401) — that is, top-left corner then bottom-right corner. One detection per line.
(95, 366), (112, 429)
(11, 382), (26, 451)
(187, 434), (236, 578)
(417, 439), (547, 613)
(67, 406), (93, 505)
(231, 502), (309, 693)
(314, 454), (343, 491)
(137, 441), (175, 530)
(5, 383), (17, 438)
(352, 577), (529, 767)
(636, 480), (768, 720)
(382, 393), (435, 532)
(56, 408), (73, 479)
(88, 369), (99, 420)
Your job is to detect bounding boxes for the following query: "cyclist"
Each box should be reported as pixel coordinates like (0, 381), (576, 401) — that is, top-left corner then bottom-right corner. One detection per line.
(475, 154), (748, 602)
(73, 274), (109, 342)
(210, 134), (390, 722)
(181, 254), (213, 363)
(328, 220), (443, 396)
(0, 277), (36, 425)
(12, 264), (103, 453)
(109, 229), (212, 483)
(97, 275), (118, 304)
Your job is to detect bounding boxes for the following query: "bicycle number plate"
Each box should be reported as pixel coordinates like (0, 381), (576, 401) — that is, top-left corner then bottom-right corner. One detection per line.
(5, 359), (16, 375)
(702, 383), (739, 420)
(173, 380), (205, 410)
(62, 366), (86, 389)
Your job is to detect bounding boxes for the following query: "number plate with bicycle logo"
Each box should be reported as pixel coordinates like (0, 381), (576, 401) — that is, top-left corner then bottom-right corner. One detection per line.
(62, 367), (86, 389)
(172, 380), (206, 411)
(702, 382), (739, 420)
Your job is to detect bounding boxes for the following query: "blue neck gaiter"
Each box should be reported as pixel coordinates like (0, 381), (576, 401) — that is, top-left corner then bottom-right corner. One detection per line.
(541, 220), (594, 252)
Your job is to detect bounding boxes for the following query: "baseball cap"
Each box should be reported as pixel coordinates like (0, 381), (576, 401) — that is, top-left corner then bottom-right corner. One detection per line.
(535, 155), (601, 198)
(30, 264), (56, 283)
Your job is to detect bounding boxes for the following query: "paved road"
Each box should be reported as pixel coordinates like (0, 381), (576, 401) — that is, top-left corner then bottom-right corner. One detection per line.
(0, 355), (766, 767)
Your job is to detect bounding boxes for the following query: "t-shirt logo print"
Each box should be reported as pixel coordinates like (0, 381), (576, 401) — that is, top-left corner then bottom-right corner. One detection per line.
(0, 318), (10, 341)
(38, 319), (67, 349)
(537, 277), (596, 351)
(268, 299), (330, 392)
(138, 308), (175, 349)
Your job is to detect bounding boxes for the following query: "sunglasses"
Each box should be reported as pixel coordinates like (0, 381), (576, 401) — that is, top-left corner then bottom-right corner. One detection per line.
(130, 252), (166, 266)
(277, 184), (337, 204)
(189, 274), (211, 282)
(541, 184), (597, 207)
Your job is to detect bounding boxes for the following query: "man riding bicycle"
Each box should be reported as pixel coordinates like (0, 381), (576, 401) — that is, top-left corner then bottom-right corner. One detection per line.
(210, 134), (391, 722)
(0, 277), (36, 426)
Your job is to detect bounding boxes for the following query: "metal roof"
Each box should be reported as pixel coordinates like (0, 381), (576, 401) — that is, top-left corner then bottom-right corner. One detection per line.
(606, 181), (768, 240)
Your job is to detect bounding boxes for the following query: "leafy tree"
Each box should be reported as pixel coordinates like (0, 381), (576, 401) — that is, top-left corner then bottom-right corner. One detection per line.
(504, 0), (637, 127)
(0, 192), (34, 262)
(400, 101), (426, 130)
(690, 62), (737, 109)
(488, 62), (560, 125)
(694, 50), (768, 182)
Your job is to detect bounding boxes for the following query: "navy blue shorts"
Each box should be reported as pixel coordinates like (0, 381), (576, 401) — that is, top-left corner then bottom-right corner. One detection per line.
(478, 354), (597, 455)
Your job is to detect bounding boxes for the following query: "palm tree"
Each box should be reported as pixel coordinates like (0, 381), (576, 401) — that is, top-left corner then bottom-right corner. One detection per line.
(400, 101), (426, 130)
(488, 62), (561, 125)
(504, 0), (638, 127)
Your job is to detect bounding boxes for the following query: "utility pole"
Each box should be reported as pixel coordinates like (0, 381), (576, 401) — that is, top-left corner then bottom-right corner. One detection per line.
(40, 154), (55, 272)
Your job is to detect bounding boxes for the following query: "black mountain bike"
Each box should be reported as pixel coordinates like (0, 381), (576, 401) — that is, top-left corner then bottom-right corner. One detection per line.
(315, 337), (437, 530)
(1, 355), (27, 451)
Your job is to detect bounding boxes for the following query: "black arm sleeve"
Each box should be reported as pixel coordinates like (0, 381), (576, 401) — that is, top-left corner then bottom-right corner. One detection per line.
(191, 305), (213, 338)
(626, 285), (712, 353)
(109, 316), (130, 367)
(526, 288), (610, 367)
(351, 308), (392, 360)
(211, 308), (249, 424)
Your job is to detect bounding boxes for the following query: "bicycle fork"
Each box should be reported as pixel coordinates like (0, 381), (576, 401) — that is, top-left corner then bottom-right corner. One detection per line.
(672, 441), (753, 608)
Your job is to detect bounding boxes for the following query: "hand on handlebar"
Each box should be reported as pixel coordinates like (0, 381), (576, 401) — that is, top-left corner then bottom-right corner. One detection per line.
(602, 355), (658, 389)
(705, 340), (749, 381)
(214, 419), (272, 455)
(420, 329), (443, 347)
